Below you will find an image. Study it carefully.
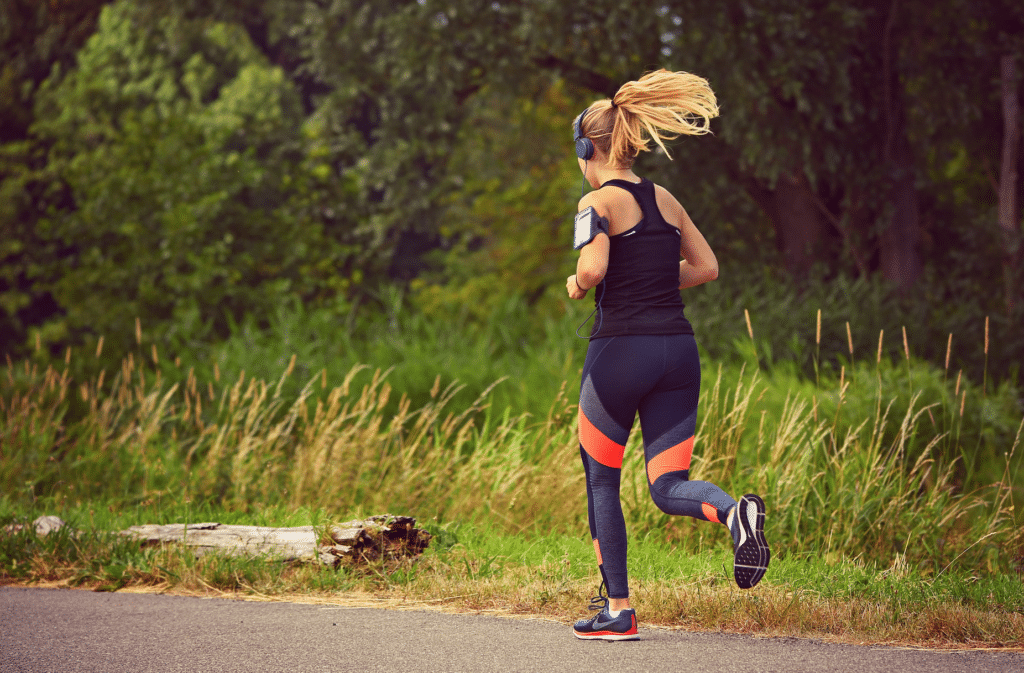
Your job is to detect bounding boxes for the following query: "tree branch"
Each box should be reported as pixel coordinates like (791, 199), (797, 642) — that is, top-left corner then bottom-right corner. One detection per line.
(531, 53), (619, 98)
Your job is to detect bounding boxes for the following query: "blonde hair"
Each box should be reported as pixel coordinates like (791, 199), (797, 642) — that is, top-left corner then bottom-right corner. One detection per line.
(580, 69), (719, 168)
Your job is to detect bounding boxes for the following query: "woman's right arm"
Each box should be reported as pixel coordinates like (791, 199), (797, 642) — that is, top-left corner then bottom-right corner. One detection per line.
(677, 215), (719, 289)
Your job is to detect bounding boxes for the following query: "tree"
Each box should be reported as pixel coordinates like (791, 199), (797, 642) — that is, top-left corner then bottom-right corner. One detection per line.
(0, 0), (112, 356)
(892, 0), (1023, 311)
(26, 0), (350, 358)
(233, 0), (662, 282)
(413, 81), (586, 316)
(4, 0), (1020, 376)
(999, 54), (1021, 315)
(0, 0), (111, 144)
(635, 1), (931, 286)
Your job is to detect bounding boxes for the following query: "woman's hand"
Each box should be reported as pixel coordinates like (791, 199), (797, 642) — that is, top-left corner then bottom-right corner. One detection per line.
(567, 274), (587, 300)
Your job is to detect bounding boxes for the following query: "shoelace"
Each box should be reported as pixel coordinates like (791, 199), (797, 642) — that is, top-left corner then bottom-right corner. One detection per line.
(587, 580), (609, 613)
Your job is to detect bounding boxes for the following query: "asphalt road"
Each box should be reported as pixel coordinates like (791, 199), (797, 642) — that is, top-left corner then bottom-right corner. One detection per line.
(2, 586), (1021, 673)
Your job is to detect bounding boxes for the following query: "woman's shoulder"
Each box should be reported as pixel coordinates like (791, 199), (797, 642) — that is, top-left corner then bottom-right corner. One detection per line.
(577, 190), (608, 215)
(578, 184), (630, 214)
(651, 182), (685, 224)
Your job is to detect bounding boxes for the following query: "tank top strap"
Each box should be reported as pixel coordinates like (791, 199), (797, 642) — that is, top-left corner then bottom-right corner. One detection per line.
(599, 178), (670, 232)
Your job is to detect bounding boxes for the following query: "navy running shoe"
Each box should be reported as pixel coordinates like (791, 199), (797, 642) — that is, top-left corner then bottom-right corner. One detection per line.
(572, 582), (639, 641)
(730, 494), (770, 589)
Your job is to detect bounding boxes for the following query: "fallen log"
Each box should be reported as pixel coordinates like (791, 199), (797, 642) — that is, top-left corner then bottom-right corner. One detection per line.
(120, 514), (430, 567)
(4, 514), (430, 567)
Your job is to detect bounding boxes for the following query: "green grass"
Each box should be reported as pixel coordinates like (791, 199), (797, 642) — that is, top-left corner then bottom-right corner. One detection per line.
(3, 314), (1023, 571)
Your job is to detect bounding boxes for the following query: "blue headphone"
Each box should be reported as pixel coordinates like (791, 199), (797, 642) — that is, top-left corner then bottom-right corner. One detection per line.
(573, 108), (595, 161)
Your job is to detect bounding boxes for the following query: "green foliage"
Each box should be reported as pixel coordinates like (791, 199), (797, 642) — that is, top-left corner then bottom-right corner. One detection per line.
(0, 137), (60, 348)
(685, 267), (1024, 390)
(23, 1), (352, 361)
(0, 0), (112, 356)
(680, 1), (872, 187)
(294, 0), (501, 282)
(1, 0), (1021, 392)
(412, 81), (585, 315)
(0, 0), (110, 143)
(169, 290), (580, 421)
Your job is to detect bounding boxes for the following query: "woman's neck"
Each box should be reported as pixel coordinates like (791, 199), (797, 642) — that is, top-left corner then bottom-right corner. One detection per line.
(590, 163), (639, 187)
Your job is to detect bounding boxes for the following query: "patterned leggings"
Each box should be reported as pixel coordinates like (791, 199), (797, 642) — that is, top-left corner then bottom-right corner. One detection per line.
(578, 333), (736, 599)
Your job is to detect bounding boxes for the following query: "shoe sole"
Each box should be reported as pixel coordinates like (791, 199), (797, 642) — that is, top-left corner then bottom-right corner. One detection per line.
(572, 630), (640, 641)
(573, 613), (639, 641)
(733, 494), (770, 589)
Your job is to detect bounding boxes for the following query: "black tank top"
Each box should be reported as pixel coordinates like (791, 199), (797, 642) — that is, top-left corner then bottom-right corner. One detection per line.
(590, 178), (694, 339)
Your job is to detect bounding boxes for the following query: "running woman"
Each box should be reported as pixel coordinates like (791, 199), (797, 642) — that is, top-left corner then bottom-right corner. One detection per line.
(566, 70), (770, 641)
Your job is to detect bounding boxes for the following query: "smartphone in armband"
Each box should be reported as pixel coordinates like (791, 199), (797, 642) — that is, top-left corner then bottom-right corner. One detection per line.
(573, 207), (610, 250)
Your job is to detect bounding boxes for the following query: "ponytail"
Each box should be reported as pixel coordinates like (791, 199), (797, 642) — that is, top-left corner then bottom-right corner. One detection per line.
(580, 69), (719, 168)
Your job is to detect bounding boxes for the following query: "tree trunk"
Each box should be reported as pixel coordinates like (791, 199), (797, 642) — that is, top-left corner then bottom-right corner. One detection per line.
(773, 170), (825, 278)
(999, 54), (1022, 315)
(878, 0), (922, 292)
(718, 142), (826, 279)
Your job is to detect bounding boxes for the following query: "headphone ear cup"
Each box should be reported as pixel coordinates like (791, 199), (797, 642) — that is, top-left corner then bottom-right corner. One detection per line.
(573, 108), (595, 161)
(575, 137), (595, 161)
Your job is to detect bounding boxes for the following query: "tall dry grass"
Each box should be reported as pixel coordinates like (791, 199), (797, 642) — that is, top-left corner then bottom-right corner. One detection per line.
(2, 319), (1021, 575)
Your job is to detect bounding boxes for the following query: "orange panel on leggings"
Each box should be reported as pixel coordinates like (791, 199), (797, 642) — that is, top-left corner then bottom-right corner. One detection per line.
(701, 502), (721, 523)
(645, 436), (694, 484)
(579, 409), (626, 469)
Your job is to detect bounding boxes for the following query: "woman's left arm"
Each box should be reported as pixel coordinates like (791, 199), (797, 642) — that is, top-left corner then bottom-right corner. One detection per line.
(567, 193), (611, 299)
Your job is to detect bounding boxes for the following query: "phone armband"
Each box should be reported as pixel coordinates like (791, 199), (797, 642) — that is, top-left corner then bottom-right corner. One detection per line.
(573, 207), (610, 250)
